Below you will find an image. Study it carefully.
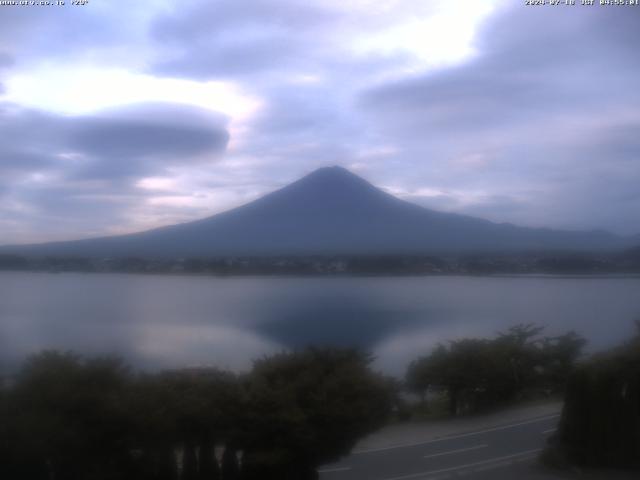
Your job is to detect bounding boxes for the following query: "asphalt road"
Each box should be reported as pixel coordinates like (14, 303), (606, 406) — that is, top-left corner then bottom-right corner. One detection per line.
(318, 411), (561, 480)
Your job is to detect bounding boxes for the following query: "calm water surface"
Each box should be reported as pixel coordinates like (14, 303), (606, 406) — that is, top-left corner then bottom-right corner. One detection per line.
(1, 272), (639, 375)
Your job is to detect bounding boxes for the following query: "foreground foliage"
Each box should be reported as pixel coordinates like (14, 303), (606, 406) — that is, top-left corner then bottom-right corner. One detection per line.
(549, 325), (640, 470)
(0, 348), (394, 480)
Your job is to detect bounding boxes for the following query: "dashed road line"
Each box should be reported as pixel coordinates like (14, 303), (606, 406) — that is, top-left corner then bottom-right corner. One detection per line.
(380, 448), (542, 480)
(354, 414), (559, 454)
(423, 444), (488, 459)
(318, 466), (352, 473)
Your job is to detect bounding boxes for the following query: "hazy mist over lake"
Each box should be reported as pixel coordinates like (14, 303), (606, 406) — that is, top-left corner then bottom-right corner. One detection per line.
(2, 272), (638, 376)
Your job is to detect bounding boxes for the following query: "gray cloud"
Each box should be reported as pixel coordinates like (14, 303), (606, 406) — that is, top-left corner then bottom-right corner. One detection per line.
(0, 102), (228, 179)
(150, 0), (419, 80)
(0, 105), (67, 178)
(0, 52), (12, 95)
(358, 4), (640, 234)
(0, 1), (157, 68)
(0, 102), (230, 243)
(76, 121), (224, 160)
(363, 6), (640, 132)
(0, 52), (12, 67)
(154, 0), (334, 40)
(70, 104), (228, 180)
(151, 0), (340, 78)
(72, 121), (226, 179)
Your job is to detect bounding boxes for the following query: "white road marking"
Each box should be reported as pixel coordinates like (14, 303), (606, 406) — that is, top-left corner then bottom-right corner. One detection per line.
(354, 414), (560, 454)
(472, 451), (537, 473)
(423, 444), (488, 459)
(317, 466), (352, 473)
(542, 428), (556, 434)
(381, 448), (542, 480)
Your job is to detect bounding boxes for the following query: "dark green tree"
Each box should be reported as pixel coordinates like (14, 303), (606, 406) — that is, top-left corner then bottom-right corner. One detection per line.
(538, 331), (586, 392)
(551, 324), (640, 470)
(406, 344), (448, 406)
(6, 351), (132, 480)
(127, 367), (239, 480)
(239, 348), (395, 480)
(406, 325), (585, 416)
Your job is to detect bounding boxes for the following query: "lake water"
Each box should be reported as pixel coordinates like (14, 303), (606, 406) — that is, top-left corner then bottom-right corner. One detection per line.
(1, 272), (639, 376)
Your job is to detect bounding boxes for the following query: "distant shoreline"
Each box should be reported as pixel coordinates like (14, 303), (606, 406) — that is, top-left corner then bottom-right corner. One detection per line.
(2, 269), (640, 280)
(2, 250), (640, 277)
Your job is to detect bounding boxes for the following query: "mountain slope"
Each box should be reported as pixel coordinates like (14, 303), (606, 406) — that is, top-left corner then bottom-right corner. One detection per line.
(1, 166), (632, 257)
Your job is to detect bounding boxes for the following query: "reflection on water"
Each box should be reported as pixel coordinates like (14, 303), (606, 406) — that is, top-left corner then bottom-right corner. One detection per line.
(1, 272), (639, 375)
(256, 295), (435, 348)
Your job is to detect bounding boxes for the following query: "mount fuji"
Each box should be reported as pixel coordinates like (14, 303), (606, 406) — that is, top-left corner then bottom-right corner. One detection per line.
(1, 166), (632, 257)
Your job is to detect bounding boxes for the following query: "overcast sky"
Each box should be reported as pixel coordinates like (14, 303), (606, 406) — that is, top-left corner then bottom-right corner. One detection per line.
(1, 0), (639, 244)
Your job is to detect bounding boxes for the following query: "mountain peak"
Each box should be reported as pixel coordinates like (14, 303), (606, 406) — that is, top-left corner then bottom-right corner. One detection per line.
(290, 165), (382, 192)
(299, 165), (366, 184)
(265, 165), (390, 208)
(307, 165), (352, 176)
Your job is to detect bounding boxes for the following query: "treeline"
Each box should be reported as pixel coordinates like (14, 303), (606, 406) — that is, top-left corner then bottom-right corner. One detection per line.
(0, 348), (394, 480)
(0, 254), (448, 275)
(406, 324), (586, 416)
(2, 249), (640, 275)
